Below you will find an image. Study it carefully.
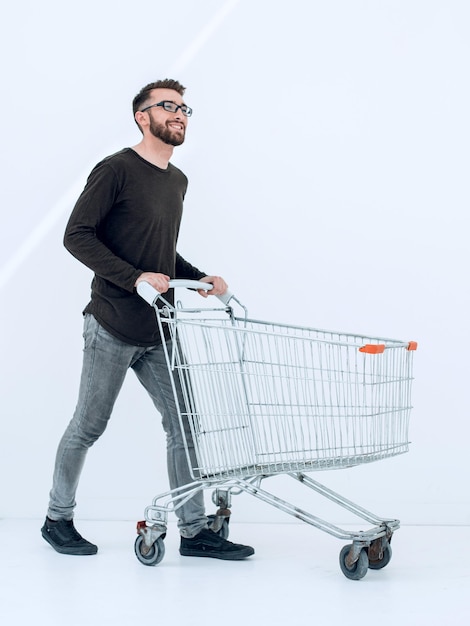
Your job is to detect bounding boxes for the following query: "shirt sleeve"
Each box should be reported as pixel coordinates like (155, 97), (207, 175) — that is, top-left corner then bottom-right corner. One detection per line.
(64, 161), (142, 292)
(175, 252), (206, 281)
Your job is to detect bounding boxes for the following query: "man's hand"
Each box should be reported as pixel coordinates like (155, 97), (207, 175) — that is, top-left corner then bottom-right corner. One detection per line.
(197, 275), (228, 298)
(135, 272), (170, 294)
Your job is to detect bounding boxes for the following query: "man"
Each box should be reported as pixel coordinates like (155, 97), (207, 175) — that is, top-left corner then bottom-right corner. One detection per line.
(42, 79), (254, 561)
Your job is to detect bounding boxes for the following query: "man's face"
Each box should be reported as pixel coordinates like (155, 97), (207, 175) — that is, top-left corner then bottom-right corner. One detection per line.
(144, 88), (189, 146)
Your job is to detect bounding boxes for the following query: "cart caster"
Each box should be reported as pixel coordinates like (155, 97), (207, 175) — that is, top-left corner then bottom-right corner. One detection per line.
(207, 513), (230, 540)
(368, 541), (392, 570)
(339, 544), (369, 580)
(134, 535), (165, 566)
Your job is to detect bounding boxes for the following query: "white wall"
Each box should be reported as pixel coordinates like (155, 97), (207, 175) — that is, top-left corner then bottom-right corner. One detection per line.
(1, 0), (468, 527)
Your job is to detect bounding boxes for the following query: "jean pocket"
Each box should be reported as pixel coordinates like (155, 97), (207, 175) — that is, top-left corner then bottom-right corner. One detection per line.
(83, 314), (99, 350)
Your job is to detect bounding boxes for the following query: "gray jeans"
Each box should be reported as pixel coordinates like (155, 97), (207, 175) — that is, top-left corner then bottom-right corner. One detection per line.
(47, 314), (208, 538)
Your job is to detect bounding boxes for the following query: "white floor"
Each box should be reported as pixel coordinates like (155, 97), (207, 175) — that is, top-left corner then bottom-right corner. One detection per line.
(0, 519), (469, 625)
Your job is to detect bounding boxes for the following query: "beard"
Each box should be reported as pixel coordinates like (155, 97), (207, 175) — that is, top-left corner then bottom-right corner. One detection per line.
(149, 119), (186, 146)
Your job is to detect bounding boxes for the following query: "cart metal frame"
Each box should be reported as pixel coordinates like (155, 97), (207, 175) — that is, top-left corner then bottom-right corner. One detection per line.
(134, 280), (416, 579)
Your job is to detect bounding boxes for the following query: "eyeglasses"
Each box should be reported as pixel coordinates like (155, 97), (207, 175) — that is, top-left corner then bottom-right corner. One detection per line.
(140, 100), (193, 117)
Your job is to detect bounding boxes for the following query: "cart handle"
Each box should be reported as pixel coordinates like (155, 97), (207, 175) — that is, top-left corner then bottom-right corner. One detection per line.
(136, 279), (233, 307)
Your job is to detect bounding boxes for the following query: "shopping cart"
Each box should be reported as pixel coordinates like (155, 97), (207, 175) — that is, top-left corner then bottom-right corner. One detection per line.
(134, 280), (417, 580)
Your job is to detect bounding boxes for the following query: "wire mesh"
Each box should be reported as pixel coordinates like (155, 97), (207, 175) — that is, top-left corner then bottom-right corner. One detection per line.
(166, 315), (413, 479)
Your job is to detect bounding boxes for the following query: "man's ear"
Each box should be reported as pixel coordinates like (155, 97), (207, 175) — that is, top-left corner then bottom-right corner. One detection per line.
(134, 110), (147, 129)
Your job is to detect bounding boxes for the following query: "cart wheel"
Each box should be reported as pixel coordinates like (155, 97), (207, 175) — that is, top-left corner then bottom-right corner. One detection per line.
(207, 514), (230, 540)
(368, 542), (392, 570)
(339, 545), (369, 580)
(134, 535), (165, 566)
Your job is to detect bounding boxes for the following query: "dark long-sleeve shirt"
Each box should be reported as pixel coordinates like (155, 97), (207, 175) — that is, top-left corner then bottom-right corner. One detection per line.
(64, 148), (205, 346)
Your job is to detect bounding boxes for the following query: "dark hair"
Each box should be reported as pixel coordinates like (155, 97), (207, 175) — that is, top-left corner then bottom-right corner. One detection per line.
(132, 79), (186, 116)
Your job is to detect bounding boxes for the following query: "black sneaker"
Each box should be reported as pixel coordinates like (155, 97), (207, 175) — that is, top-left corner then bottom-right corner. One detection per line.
(180, 528), (254, 560)
(41, 517), (98, 555)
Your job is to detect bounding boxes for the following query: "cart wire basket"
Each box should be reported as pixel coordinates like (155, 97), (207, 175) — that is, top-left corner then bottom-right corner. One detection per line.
(134, 280), (417, 579)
